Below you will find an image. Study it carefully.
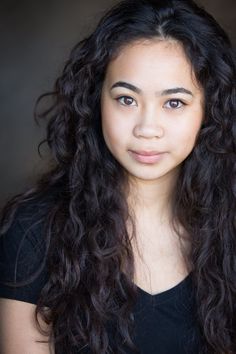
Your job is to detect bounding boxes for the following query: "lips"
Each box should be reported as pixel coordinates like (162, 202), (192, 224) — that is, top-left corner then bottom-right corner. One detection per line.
(131, 150), (163, 156)
(129, 150), (165, 164)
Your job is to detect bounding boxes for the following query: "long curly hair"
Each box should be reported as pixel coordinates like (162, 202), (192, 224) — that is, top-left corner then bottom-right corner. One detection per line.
(1, 0), (236, 353)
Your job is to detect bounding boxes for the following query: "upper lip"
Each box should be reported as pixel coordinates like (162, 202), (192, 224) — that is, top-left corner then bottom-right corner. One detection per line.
(130, 150), (164, 156)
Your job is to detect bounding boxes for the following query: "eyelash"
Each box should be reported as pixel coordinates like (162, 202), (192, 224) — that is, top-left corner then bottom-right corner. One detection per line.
(115, 96), (186, 109)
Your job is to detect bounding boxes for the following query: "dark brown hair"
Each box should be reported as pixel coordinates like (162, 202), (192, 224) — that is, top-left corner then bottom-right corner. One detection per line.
(1, 0), (236, 353)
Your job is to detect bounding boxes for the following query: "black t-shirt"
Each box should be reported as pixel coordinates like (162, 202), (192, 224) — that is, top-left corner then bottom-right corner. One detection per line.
(0, 198), (203, 353)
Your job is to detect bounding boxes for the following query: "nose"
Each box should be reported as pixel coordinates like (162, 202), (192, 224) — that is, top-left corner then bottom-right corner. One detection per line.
(133, 105), (164, 139)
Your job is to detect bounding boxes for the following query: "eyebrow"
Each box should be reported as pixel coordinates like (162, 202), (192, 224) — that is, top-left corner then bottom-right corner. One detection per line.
(110, 81), (194, 97)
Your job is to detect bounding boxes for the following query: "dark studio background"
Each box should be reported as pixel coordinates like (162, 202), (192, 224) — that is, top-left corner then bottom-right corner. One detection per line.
(0, 0), (235, 206)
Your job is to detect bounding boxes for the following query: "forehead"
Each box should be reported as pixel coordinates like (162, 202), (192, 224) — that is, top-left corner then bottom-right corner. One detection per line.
(109, 38), (187, 66)
(104, 39), (201, 93)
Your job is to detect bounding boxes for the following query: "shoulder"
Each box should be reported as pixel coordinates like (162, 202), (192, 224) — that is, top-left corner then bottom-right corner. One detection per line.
(0, 189), (56, 263)
(0, 187), (59, 304)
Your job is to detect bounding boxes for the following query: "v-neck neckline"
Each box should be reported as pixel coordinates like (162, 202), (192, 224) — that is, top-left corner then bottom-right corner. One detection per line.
(136, 272), (193, 301)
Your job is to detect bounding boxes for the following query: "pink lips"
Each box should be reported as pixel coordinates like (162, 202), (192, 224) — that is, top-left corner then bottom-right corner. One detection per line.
(129, 150), (165, 164)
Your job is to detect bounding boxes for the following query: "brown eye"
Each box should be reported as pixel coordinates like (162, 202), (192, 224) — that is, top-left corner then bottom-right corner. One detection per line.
(164, 99), (185, 109)
(117, 96), (136, 106)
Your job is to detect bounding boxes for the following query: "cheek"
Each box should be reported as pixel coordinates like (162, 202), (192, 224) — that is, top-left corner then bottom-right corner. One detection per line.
(172, 120), (202, 155)
(101, 104), (132, 147)
(102, 119), (119, 146)
(101, 112), (126, 153)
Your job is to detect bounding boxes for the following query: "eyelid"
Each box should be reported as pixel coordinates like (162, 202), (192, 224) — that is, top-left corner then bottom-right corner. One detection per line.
(163, 98), (186, 109)
(116, 95), (137, 106)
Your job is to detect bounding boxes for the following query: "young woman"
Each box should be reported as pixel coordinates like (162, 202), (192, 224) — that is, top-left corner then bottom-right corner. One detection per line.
(0, 0), (235, 353)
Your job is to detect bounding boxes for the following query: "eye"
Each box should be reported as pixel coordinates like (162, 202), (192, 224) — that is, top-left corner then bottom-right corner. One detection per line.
(116, 96), (137, 106)
(164, 99), (186, 109)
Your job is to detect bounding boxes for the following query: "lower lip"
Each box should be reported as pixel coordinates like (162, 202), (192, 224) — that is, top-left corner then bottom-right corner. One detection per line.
(129, 151), (165, 164)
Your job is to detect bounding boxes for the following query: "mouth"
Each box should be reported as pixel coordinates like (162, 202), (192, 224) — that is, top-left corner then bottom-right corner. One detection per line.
(131, 150), (164, 156)
(129, 150), (166, 164)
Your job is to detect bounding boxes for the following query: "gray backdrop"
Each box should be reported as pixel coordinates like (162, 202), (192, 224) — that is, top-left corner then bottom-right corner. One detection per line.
(0, 0), (235, 206)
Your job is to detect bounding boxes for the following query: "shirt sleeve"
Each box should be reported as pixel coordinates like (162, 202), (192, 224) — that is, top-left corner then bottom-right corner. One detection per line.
(0, 207), (49, 305)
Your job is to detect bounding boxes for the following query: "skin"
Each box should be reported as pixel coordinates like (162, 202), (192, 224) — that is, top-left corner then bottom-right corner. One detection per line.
(100, 38), (205, 293)
(0, 299), (54, 354)
(101, 38), (204, 222)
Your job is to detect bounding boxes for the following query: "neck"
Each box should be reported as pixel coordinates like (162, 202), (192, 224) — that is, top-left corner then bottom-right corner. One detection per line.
(126, 169), (179, 225)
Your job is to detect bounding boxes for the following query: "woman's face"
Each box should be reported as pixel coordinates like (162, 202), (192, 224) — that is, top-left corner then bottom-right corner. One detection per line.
(100, 39), (204, 184)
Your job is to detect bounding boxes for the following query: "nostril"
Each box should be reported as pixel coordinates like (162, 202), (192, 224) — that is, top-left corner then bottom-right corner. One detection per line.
(133, 124), (164, 139)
